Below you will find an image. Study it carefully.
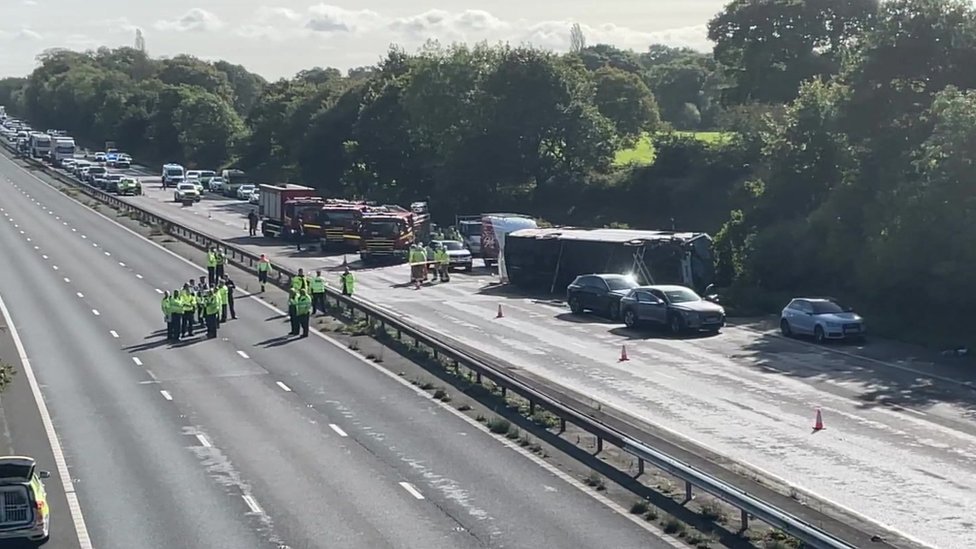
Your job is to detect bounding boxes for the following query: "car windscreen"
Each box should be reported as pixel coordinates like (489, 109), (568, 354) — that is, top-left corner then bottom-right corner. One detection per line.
(441, 241), (464, 251)
(604, 277), (639, 291)
(664, 288), (701, 303)
(165, 168), (183, 176)
(88, 167), (106, 174)
(811, 301), (845, 314)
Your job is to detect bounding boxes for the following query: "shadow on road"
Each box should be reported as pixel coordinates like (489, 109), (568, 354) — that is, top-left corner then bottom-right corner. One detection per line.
(255, 336), (295, 348)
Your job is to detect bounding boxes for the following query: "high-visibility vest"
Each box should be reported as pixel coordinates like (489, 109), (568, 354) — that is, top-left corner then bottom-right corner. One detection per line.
(295, 294), (312, 315)
(310, 276), (326, 293)
(181, 292), (196, 312)
(435, 249), (449, 265)
(291, 276), (307, 291)
(215, 252), (225, 266)
(218, 286), (228, 305)
(257, 259), (271, 272)
(341, 273), (355, 294)
(207, 252), (217, 267)
(205, 295), (220, 315)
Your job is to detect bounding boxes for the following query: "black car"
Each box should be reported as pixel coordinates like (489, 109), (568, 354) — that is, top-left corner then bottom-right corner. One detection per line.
(566, 274), (640, 320)
(619, 285), (726, 334)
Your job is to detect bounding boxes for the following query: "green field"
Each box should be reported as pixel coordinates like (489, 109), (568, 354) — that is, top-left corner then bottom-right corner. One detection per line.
(614, 131), (732, 166)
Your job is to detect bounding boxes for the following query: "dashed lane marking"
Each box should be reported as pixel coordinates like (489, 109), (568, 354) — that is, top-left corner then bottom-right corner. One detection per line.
(132, 357), (143, 366)
(63, 277), (69, 283)
(91, 309), (99, 316)
(136, 274), (143, 279)
(118, 262), (125, 267)
(103, 251), (110, 256)
(52, 265), (58, 270)
(236, 350), (249, 359)
(329, 424), (348, 437)
(196, 434), (212, 448)
(399, 482), (425, 500)
(275, 381), (291, 392)
(0, 294), (95, 548)
(154, 288), (163, 294)
(80, 234), (86, 239)
(241, 495), (263, 514)
(41, 255), (47, 260)
(159, 390), (173, 401)
(76, 292), (84, 298)
(110, 330), (119, 338)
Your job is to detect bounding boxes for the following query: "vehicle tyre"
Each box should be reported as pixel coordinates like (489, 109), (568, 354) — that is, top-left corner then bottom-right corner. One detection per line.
(568, 295), (583, 315)
(623, 309), (638, 328)
(668, 314), (685, 335)
(780, 319), (793, 337)
(814, 325), (826, 344)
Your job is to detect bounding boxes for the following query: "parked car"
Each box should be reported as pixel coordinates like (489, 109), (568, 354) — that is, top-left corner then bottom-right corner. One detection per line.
(207, 176), (224, 192)
(780, 297), (865, 343)
(61, 158), (76, 171)
(93, 152), (106, 163)
(619, 285), (726, 334)
(114, 153), (131, 168)
(432, 240), (473, 272)
(105, 152), (119, 165)
(104, 173), (124, 193)
(0, 456), (51, 544)
(186, 173), (205, 194)
(248, 190), (259, 205)
(71, 160), (91, 176)
(173, 182), (201, 203)
(86, 166), (107, 185)
(566, 273), (640, 320)
(117, 177), (141, 196)
(77, 166), (91, 181)
(236, 184), (256, 200)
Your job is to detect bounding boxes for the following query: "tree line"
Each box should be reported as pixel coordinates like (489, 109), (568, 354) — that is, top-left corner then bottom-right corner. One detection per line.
(1, 0), (972, 345)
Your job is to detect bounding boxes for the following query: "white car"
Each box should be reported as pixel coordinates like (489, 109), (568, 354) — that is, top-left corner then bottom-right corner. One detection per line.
(248, 190), (260, 205)
(173, 182), (201, 203)
(432, 240), (473, 272)
(236, 184), (256, 200)
(208, 177), (224, 192)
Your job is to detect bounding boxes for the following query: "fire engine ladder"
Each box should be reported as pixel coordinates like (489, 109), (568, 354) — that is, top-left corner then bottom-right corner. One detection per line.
(626, 240), (655, 285)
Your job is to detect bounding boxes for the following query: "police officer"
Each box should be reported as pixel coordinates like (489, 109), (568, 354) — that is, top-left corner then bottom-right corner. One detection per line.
(217, 280), (229, 323)
(287, 288), (300, 336)
(181, 285), (197, 337)
(435, 243), (450, 282)
(257, 253), (271, 292)
(340, 267), (355, 297)
(207, 248), (218, 285)
(295, 288), (312, 337)
(215, 248), (226, 280)
(248, 209), (258, 236)
(224, 275), (237, 320)
(195, 277), (207, 326)
(291, 268), (308, 293)
(204, 289), (220, 339)
(310, 270), (327, 314)
(161, 291), (172, 339)
(170, 289), (183, 341)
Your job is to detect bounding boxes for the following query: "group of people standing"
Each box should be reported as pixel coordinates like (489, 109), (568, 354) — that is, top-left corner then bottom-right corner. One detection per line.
(161, 274), (237, 341)
(408, 242), (450, 286)
(284, 267), (356, 337)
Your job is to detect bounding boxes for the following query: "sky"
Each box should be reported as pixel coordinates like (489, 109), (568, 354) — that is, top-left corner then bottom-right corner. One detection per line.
(0, 0), (729, 80)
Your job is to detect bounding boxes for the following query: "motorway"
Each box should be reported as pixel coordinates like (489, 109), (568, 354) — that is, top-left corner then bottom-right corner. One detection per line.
(0, 153), (673, 548)
(64, 159), (976, 548)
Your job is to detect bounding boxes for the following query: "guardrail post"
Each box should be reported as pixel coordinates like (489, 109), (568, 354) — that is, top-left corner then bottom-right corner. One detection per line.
(637, 458), (645, 476)
(685, 481), (693, 502)
(740, 509), (749, 530)
(475, 372), (482, 384)
(500, 387), (506, 398)
(596, 436), (603, 454)
(558, 418), (566, 434)
(528, 400), (535, 415)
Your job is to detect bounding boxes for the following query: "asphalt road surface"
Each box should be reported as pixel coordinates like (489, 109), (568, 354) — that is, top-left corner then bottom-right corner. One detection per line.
(47, 157), (976, 548)
(0, 154), (671, 548)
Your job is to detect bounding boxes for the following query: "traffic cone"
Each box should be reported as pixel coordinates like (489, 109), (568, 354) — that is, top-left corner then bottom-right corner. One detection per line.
(619, 345), (630, 362)
(496, 304), (504, 319)
(812, 407), (825, 432)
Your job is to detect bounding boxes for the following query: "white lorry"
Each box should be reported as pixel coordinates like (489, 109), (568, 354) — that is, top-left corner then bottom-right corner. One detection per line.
(28, 132), (52, 159)
(51, 137), (75, 166)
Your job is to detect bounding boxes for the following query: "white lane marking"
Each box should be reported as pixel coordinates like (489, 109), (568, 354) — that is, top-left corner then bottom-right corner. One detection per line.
(154, 288), (163, 294)
(18, 230), (23, 234)
(25, 237), (30, 242)
(103, 251), (110, 256)
(71, 227), (75, 231)
(242, 495), (263, 514)
(41, 255), (47, 260)
(275, 381), (291, 392)
(62, 221), (67, 225)
(132, 357), (143, 366)
(145, 369), (158, 381)
(159, 390), (173, 401)
(0, 294), (95, 548)
(92, 243), (97, 248)
(33, 246), (38, 250)
(76, 292), (84, 298)
(91, 309), (99, 316)
(80, 234), (86, 239)
(196, 434), (212, 448)
(118, 262), (125, 267)
(399, 482), (425, 500)
(63, 277), (70, 283)
(136, 274), (143, 279)
(110, 330), (119, 338)
(52, 265), (58, 270)
(236, 350), (250, 359)
(329, 424), (348, 437)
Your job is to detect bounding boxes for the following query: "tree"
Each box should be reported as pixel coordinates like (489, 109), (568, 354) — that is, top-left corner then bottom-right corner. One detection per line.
(171, 87), (245, 168)
(592, 67), (661, 144)
(570, 23), (586, 53)
(214, 60), (267, 116)
(708, 0), (878, 104)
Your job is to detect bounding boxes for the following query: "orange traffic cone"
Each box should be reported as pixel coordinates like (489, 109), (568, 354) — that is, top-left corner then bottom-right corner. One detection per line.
(619, 345), (630, 362)
(812, 407), (825, 432)
(496, 304), (504, 319)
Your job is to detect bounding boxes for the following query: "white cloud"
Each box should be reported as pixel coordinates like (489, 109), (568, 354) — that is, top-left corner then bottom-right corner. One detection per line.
(154, 8), (225, 33)
(0, 27), (43, 41)
(305, 4), (382, 34)
(255, 6), (302, 22)
(102, 17), (140, 34)
(23, 0), (38, 6)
